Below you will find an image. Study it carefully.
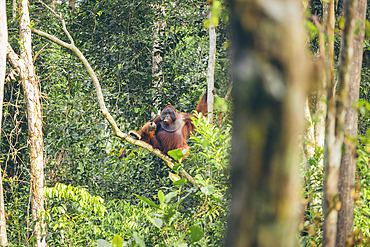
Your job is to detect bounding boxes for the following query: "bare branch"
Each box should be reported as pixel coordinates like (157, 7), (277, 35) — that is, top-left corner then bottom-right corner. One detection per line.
(37, 0), (60, 18)
(33, 42), (49, 63)
(30, 27), (121, 136)
(31, 28), (71, 49)
(30, 18), (196, 185)
(37, 0), (75, 45)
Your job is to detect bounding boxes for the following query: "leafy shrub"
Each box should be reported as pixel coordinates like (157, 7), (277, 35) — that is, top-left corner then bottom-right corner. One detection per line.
(93, 114), (231, 246)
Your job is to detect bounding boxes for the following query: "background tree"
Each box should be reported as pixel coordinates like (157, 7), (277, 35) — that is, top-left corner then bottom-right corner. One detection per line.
(322, 0), (363, 246)
(206, 1), (217, 123)
(227, 0), (310, 246)
(0, 0), (9, 244)
(0, 0), (369, 245)
(6, 0), (47, 245)
(299, 1), (370, 246)
(2, 0), (232, 245)
(336, 0), (367, 245)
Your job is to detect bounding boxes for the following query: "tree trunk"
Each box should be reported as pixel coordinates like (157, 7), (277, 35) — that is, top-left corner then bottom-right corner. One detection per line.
(12, 0), (16, 19)
(0, 0), (9, 244)
(322, 0), (358, 246)
(321, 1), (338, 245)
(325, 0), (335, 94)
(315, 85), (327, 151)
(303, 99), (315, 159)
(336, 0), (367, 245)
(152, 4), (166, 112)
(18, 0), (47, 246)
(206, 4), (216, 124)
(226, 0), (310, 246)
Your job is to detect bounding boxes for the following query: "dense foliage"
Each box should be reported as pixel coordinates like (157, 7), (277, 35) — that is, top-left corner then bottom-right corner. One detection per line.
(3, 0), (231, 246)
(1, 0), (369, 246)
(298, 2), (370, 246)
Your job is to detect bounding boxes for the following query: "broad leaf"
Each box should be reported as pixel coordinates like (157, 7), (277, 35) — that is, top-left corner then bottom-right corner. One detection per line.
(158, 190), (165, 204)
(133, 232), (146, 247)
(189, 225), (204, 242)
(173, 179), (187, 187)
(135, 194), (159, 209)
(169, 172), (181, 182)
(201, 185), (214, 195)
(96, 239), (112, 247)
(111, 235), (123, 247)
(168, 148), (186, 162)
(165, 191), (178, 203)
(149, 217), (163, 228)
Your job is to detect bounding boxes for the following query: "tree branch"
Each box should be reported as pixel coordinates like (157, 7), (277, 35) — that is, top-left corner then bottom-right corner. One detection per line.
(29, 9), (196, 185)
(37, 0), (74, 45)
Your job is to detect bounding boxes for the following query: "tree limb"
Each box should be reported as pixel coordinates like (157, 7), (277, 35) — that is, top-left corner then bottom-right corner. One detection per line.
(29, 8), (196, 185)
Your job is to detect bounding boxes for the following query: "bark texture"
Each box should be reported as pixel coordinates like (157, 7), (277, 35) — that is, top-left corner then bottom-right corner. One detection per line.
(322, 0), (358, 246)
(336, 0), (367, 245)
(226, 0), (309, 246)
(152, 4), (165, 111)
(207, 5), (216, 124)
(303, 99), (315, 158)
(19, 0), (47, 245)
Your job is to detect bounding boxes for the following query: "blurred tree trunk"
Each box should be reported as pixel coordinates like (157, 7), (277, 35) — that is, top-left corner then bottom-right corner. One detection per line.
(0, 0), (9, 245)
(322, 0), (358, 246)
(206, 3), (216, 124)
(336, 0), (367, 245)
(226, 0), (310, 246)
(7, 0), (47, 246)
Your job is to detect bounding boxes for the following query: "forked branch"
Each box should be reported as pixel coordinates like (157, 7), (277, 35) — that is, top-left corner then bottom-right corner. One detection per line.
(30, 3), (195, 185)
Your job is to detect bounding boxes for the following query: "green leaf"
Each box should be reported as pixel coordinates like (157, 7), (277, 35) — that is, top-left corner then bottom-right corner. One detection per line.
(149, 217), (163, 228)
(201, 185), (214, 195)
(29, 236), (37, 244)
(195, 174), (205, 186)
(169, 172), (181, 182)
(111, 235), (123, 247)
(163, 207), (176, 222)
(203, 19), (210, 29)
(135, 194), (160, 209)
(158, 190), (165, 204)
(165, 191), (178, 203)
(97, 239), (111, 247)
(172, 162), (182, 171)
(168, 148), (186, 162)
(215, 95), (228, 112)
(133, 232), (146, 247)
(189, 225), (204, 242)
(173, 179), (187, 187)
(210, 0), (221, 26)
